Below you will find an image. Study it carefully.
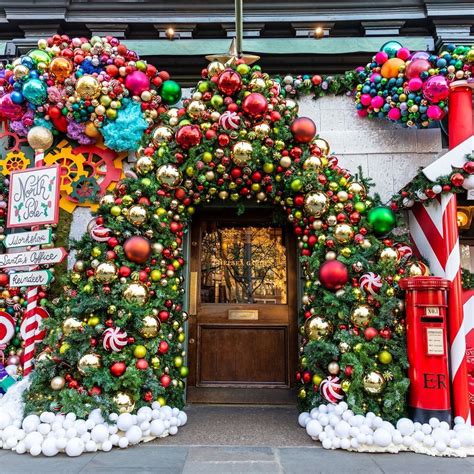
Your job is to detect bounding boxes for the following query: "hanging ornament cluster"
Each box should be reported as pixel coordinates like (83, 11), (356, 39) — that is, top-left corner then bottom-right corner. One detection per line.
(0, 35), (181, 151)
(354, 42), (474, 128)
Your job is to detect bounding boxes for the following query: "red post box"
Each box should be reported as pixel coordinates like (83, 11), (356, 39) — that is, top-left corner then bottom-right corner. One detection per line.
(400, 276), (451, 424)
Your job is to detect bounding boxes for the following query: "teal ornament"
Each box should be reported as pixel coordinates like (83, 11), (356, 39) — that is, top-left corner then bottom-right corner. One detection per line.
(22, 78), (47, 105)
(368, 207), (396, 235)
(380, 41), (403, 59)
(160, 80), (182, 105)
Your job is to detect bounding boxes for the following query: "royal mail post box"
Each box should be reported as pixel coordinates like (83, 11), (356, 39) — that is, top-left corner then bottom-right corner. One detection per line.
(400, 276), (451, 424)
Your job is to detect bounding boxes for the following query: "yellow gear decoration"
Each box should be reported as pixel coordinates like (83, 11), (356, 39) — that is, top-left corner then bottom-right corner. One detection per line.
(44, 141), (88, 195)
(0, 151), (31, 175)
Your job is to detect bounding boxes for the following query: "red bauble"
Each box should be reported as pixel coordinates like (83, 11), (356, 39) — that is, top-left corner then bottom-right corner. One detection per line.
(364, 327), (378, 341)
(344, 366), (353, 377)
(318, 260), (349, 291)
(136, 358), (149, 370)
(119, 265), (131, 277)
(451, 173), (464, 187)
(160, 374), (171, 388)
(463, 161), (474, 175)
(176, 125), (202, 149)
(0, 273), (8, 287)
(123, 236), (151, 264)
(158, 310), (170, 322)
(158, 341), (169, 354)
(242, 93), (268, 118)
(302, 370), (312, 383)
(217, 69), (242, 96)
(110, 361), (126, 377)
(290, 117), (317, 143)
(89, 386), (102, 396)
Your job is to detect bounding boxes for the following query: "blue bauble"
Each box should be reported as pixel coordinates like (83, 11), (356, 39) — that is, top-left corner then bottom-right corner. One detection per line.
(10, 91), (24, 104)
(22, 78), (47, 105)
(380, 41), (403, 58)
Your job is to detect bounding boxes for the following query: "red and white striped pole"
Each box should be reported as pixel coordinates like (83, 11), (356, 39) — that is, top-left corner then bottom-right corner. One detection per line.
(22, 127), (53, 376)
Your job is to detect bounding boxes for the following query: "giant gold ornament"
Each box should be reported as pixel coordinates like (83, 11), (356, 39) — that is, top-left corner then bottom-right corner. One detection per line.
(126, 205), (148, 226)
(363, 371), (387, 395)
(249, 77), (266, 92)
(49, 56), (73, 82)
(380, 248), (399, 262)
(50, 376), (66, 391)
(95, 262), (118, 283)
(232, 141), (253, 166)
(313, 138), (330, 155)
(303, 155), (322, 172)
(350, 304), (374, 327)
(136, 156), (154, 175)
(27, 126), (54, 152)
(304, 316), (333, 341)
(140, 315), (160, 338)
(254, 123), (271, 139)
(62, 317), (82, 336)
(151, 126), (173, 146)
(409, 262), (430, 277)
(156, 164), (182, 189)
(334, 223), (354, 243)
(207, 61), (225, 77)
(187, 100), (206, 118)
(123, 283), (149, 306)
(348, 182), (366, 198)
(78, 353), (101, 375)
(75, 75), (100, 99)
(304, 192), (329, 217)
(113, 392), (135, 414)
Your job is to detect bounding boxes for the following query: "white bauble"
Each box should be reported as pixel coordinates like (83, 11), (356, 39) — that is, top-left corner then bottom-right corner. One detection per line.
(357, 433), (367, 445)
(329, 415), (340, 427)
(428, 417), (440, 428)
(439, 421), (450, 431)
(38, 423), (51, 436)
(137, 407), (152, 421)
(327, 405), (335, 413)
(306, 420), (322, 439)
(6, 437), (18, 449)
(126, 425), (142, 445)
(85, 440), (97, 452)
(81, 432), (91, 443)
(140, 421), (150, 432)
(381, 421), (394, 432)
(372, 417), (383, 429)
(110, 434), (120, 446)
(161, 406), (172, 419)
(351, 415), (365, 427)
(322, 438), (333, 449)
(76, 422), (87, 435)
(449, 438), (461, 449)
(152, 401), (161, 410)
(403, 435), (414, 447)
(350, 438), (359, 449)
(102, 440), (113, 452)
(24, 431), (43, 450)
(108, 424), (118, 435)
(30, 444), (42, 456)
(3, 425), (18, 440)
(414, 431), (424, 442)
(22, 415), (40, 433)
(432, 427), (449, 444)
(66, 413), (77, 422)
(88, 409), (104, 424)
(454, 416), (465, 425)
(365, 435), (373, 446)
(435, 441), (447, 452)
(109, 413), (119, 422)
(118, 436), (129, 449)
(334, 420), (350, 438)
(56, 437), (67, 450)
(392, 430), (403, 445)
(318, 432), (327, 442)
(318, 404), (328, 413)
(169, 416), (178, 427)
(298, 412), (310, 427)
(413, 422), (422, 431)
(117, 413), (134, 432)
(91, 424), (109, 443)
(42, 438), (59, 457)
(340, 438), (351, 450)
(360, 425), (372, 436)
(85, 419), (95, 430)
(458, 430), (473, 447)
(339, 402), (348, 412)
(66, 438), (84, 457)
(63, 419), (74, 430)
(396, 418), (414, 436)
(421, 424), (432, 434)
(332, 437), (341, 449)
(178, 412), (187, 427)
(319, 414), (329, 427)
(152, 409), (161, 420)
(423, 435), (435, 447)
(17, 428), (25, 441)
(40, 412), (55, 424)
(150, 419), (165, 437)
(342, 410), (353, 421)
(373, 428), (392, 447)
(15, 441), (26, 454)
(169, 425), (178, 436)
(462, 175), (474, 190)
(66, 427), (78, 439)
(349, 427), (360, 438)
(172, 408), (180, 417)
(334, 404), (345, 416)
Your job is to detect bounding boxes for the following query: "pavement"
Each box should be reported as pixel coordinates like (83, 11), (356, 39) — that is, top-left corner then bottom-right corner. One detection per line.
(1, 405), (474, 473)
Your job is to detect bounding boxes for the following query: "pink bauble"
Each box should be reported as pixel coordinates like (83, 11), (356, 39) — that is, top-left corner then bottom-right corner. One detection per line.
(387, 107), (401, 121)
(422, 75), (449, 103)
(371, 96), (384, 109)
(125, 70), (150, 96)
(360, 94), (372, 106)
(408, 77), (423, 92)
(396, 48), (411, 60)
(369, 73), (382, 82)
(374, 51), (388, 64)
(0, 94), (23, 120)
(405, 59), (431, 79)
(357, 109), (368, 118)
(426, 105), (444, 120)
(411, 51), (430, 61)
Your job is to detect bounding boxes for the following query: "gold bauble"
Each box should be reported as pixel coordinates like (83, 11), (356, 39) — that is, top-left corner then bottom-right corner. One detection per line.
(50, 376), (65, 390)
(123, 283), (149, 306)
(303, 155), (322, 172)
(409, 262), (430, 277)
(84, 121), (100, 138)
(95, 262), (118, 283)
(380, 248), (399, 262)
(151, 126), (173, 146)
(232, 141), (253, 166)
(328, 361), (340, 375)
(62, 317), (82, 336)
(113, 392), (135, 414)
(341, 380), (351, 392)
(249, 77), (266, 91)
(187, 100), (206, 119)
(78, 353), (101, 375)
(363, 371), (387, 395)
(313, 138), (330, 156)
(304, 316), (333, 341)
(49, 56), (73, 82)
(14, 65), (29, 80)
(298, 387), (307, 399)
(285, 99), (298, 113)
(207, 61), (225, 77)
(126, 205), (148, 226)
(100, 194), (115, 206)
(156, 164), (182, 189)
(136, 156), (154, 175)
(304, 192), (329, 217)
(27, 126), (54, 152)
(334, 223), (354, 243)
(75, 75), (100, 99)
(339, 342), (350, 353)
(36, 350), (52, 362)
(350, 304), (374, 327)
(348, 182), (366, 198)
(253, 123), (271, 139)
(140, 315), (160, 338)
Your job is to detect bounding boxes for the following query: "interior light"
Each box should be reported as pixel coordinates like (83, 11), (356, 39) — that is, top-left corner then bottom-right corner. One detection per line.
(314, 27), (324, 39)
(166, 27), (175, 40)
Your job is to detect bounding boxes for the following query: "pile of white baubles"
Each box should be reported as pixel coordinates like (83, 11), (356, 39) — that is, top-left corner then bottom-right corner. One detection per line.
(300, 402), (474, 457)
(0, 404), (187, 457)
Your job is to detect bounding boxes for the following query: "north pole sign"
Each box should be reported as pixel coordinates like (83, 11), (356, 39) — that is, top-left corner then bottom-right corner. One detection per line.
(7, 165), (60, 228)
(9, 270), (53, 287)
(0, 248), (67, 268)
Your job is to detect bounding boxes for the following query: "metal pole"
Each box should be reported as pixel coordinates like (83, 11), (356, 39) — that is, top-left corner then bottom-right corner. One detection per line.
(235, 0), (243, 57)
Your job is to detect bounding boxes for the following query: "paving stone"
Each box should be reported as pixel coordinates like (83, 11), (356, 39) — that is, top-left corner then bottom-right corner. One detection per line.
(186, 446), (274, 462)
(182, 460), (281, 474)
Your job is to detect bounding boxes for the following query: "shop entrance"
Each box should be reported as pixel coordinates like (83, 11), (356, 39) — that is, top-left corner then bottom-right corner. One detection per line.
(186, 208), (298, 404)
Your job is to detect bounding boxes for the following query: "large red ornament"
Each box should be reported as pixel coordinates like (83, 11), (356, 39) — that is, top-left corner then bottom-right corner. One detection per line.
(160, 374), (171, 388)
(242, 93), (268, 118)
(318, 260), (349, 291)
(290, 117), (317, 143)
(176, 125), (202, 149)
(123, 236), (151, 264)
(110, 361), (126, 377)
(217, 69), (242, 96)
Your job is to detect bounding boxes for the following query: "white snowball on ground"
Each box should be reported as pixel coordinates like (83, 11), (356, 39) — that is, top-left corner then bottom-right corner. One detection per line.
(351, 415), (365, 427)
(178, 412), (187, 427)
(342, 410), (353, 421)
(334, 420), (350, 438)
(56, 438), (67, 450)
(41, 438), (59, 457)
(137, 407), (152, 421)
(403, 435), (414, 447)
(24, 432), (43, 450)
(435, 441), (447, 453)
(85, 419), (95, 430)
(140, 421), (150, 432)
(22, 415), (40, 433)
(30, 444), (42, 456)
(372, 417), (383, 429)
(160, 406), (172, 419)
(169, 416), (178, 427)
(429, 417), (440, 428)
(298, 412), (310, 427)
(365, 435), (373, 446)
(319, 414), (329, 426)
(150, 419), (165, 437)
(109, 413), (119, 422)
(66, 427), (77, 439)
(66, 413), (77, 422)
(152, 409), (161, 420)
(6, 437), (18, 449)
(118, 437), (129, 449)
(110, 434), (119, 446)
(414, 431), (425, 442)
(365, 412), (376, 420)
(85, 440), (97, 452)
(40, 412), (55, 424)
(413, 422), (422, 431)
(350, 438), (359, 449)
(381, 421), (394, 432)
(439, 421), (450, 431)
(449, 438), (461, 449)
(373, 428), (392, 447)
(432, 427), (449, 443)
(63, 419), (74, 430)
(327, 405), (335, 413)
(318, 404), (328, 413)
(125, 425), (142, 445)
(334, 404), (345, 416)
(392, 430), (403, 445)
(458, 430), (473, 447)
(357, 433), (367, 444)
(396, 418), (414, 436)
(423, 435), (435, 447)
(172, 408), (180, 417)
(2, 425), (18, 440)
(329, 415), (340, 427)
(15, 441), (26, 454)
(108, 424), (118, 435)
(421, 424), (432, 434)
(66, 438), (84, 457)
(306, 419), (324, 439)
(51, 421), (63, 432)
(169, 425), (178, 436)
(322, 438), (333, 449)
(117, 413), (134, 432)
(349, 427), (360, 438)
(340, 438), (351, 450)
(38, 423), (51, 436)
(81, 432), (91, 443)
(332, 437), (341, 449)
(454, 416), (465, 425)
(102, 440), (113, 452)
(91, 424), (109, 443)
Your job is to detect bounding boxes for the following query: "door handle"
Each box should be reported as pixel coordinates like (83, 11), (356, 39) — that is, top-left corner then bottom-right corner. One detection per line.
(189, 271), (198, 316)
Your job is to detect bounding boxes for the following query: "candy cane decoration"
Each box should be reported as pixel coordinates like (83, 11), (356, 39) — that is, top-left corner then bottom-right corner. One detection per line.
(359, 272), (382, 296)
(219, 111), (240, 130)
(102, 327), (128, 352)
(319, 376), (344, 404)
(0, 311), (15, 345)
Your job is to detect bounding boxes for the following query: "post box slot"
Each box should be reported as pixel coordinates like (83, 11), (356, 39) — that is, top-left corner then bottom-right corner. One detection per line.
(420, 316), (443, 323)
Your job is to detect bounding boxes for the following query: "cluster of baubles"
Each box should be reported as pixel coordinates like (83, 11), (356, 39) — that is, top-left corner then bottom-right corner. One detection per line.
(0, 35), (181, 150)
(355, 42), (474, 128)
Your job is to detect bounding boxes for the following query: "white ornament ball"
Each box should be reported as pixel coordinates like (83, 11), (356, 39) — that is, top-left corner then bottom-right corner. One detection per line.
(56, 438), (67, 450)
(454, 416), (465, 425)
(435, 441), (447, 452)
(24, 431), (43, 450)
(392, 430), (403, 445)
(66, 437), (85, 457)
(373, 428), (392, 447)
(396, 418), (414, 436)
(117, 413), (134, 432)
(414, 431), (425, 442)
(350, 438), (359, 449)
(66, 412), (77, 422)
(102, 440), (113, 452)
(340, 438), (351, 450)
(318, 404), (328, 413)
(40, 412), (55, 424)
(150, 419), (165, 437)
(118, 436), (129, 449)
(403, 435), (414, 447)
(428, 417), (440, 428)
(85, 440), (98, 452)
(319, 414), (329, 426)
(125, 425), (142, 445)
(439, 421), (450, 431)
(0, 412), (12, 430)
(22, 414), (40, 433)
(372, 417), (383, 429)
(306, 420), (322, 439)
(178, 412), (187, 426)
(169, 425), (178, 436)
(161, 406), (172, 419)
(322, 438), (333, 449)
(421, 423), (432, 434)
(335, 420), (350, 438)
(423, 435), (434, 447)
(449, 438), (461, 449)
(30, 444), (42, 456)
(91, 424), (109, 443)
(298, 412), (310, 427)
(38, 423), (51, 436)
(41, 438), (59, 457)
(16, 441), (26, 454)
(110, 434), (120, 446)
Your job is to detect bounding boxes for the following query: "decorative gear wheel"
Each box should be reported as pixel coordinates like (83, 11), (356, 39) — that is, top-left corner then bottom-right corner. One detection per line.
(71, 176), (100, 204)
(0, 151), (31, 175)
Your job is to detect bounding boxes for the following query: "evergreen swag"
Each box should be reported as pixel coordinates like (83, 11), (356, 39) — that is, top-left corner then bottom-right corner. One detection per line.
(25, 59), (427, 423)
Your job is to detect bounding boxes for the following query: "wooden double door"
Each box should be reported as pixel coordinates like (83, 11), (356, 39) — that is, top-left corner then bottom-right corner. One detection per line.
(187, 208), (297, 404)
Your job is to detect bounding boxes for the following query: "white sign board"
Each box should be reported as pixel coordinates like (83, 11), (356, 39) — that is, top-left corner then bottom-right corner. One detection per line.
(0, 248), (67, 268)
(9, 270), (53, 287)
(7, 165), (60, 228)
(468, 189), (474, 200)
(4, 229), (52, 249)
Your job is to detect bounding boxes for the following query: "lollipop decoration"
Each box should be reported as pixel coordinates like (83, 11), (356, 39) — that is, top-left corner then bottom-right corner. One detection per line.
(359, 272), (383, 296)
(103, 327), (128, 352)
(319, 376), (344, 404)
